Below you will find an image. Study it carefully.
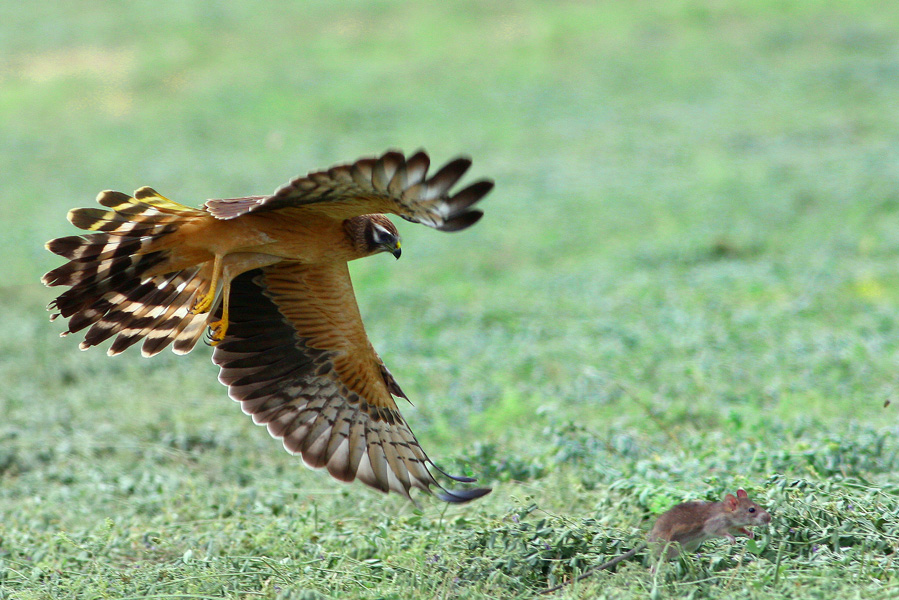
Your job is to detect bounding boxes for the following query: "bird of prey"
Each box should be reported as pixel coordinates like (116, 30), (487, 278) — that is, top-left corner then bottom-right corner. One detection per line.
(42, 150), (493, 503)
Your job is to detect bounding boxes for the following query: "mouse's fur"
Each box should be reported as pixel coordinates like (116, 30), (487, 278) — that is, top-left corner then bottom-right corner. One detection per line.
(649, 489), (771, 558)
(540, 489), (771, 596)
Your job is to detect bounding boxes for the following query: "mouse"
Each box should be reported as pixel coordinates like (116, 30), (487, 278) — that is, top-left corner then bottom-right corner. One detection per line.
(539, 489), (771, 595)
(648, 488), (772, 558)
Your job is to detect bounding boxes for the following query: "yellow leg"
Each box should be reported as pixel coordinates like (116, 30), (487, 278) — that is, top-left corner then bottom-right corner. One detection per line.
(202, 252), (281, 345)
(206, 273), (232, 344)
(191, 254), (223, 314)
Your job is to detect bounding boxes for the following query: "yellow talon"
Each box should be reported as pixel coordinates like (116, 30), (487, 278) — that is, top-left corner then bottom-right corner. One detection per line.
(207, 319), (228, 344)
(191, 290), (216, 314)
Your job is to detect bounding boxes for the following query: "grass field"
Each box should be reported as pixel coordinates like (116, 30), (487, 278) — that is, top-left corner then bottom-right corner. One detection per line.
(3, 1), (899, 598)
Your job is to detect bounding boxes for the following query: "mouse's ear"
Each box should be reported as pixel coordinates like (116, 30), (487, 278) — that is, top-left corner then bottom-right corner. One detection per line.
(725, 493), (738, 510)
(736, 489), (748, 499)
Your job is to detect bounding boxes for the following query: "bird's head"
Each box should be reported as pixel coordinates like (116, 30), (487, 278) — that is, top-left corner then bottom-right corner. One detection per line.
(345, 214), (402, 259)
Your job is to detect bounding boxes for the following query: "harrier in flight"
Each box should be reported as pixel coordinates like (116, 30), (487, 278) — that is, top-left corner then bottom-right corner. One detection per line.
(43, 150), (493, 503)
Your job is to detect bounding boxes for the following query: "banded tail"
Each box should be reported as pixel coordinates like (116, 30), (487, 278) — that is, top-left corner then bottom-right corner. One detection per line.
(43, 187), (213, 357)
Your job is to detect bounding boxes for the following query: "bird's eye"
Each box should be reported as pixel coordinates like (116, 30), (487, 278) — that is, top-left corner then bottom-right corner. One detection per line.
(749, 507), (756, 513)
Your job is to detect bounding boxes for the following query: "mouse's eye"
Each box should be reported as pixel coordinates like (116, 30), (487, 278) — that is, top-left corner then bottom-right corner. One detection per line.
(749, 507), (756, 513)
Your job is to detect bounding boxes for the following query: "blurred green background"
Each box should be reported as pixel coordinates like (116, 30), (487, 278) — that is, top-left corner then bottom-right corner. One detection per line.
(2, 1), (899, 599)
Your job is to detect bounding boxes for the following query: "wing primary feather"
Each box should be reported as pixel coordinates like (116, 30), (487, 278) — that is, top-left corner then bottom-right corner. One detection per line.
(404, 151), (430, 185)
(427, 459), (480, 484)
(349, 159), (376, 190)
(341, 413), (368, 482)
(437, 211), (483, 232)
(372, 151), (403, 191)
(446, 180), (495, 216)
(364, 425), (392, 493)
(380, 429), (413, 496)
(435, 486), (493, 503)
(387, 163), (408, 197)
(424, 157), (472, 199)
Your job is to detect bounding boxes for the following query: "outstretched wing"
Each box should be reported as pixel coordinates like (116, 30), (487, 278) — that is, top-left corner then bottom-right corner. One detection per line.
(204, 150), (494, 232)
(211, 262), (490, 503)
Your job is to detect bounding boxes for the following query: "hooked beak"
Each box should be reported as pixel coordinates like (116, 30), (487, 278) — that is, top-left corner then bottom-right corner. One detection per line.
(391, 241), (402, 260)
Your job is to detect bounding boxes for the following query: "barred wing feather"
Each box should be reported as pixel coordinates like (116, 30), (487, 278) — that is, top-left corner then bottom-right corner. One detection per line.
(211, 263), (490, 503)
(205, 150), (493, 233)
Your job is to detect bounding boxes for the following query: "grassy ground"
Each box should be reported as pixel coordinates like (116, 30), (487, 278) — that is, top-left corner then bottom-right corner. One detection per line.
(3, 1), (899, 598)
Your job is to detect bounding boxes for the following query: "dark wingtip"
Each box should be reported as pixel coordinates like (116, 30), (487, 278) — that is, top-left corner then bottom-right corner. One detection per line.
(97, 190), (131, 208)
(448, 179), (494, 214)
(42, 264), (67, 287)
(427, 157), (473, 196)
(436, 486), (493, 504)
(429, 460), (480, 483)
(46, 235), (83, 258)
(380, 149), (405, 162)
(441, 156), (473, 173)
(437, 210), (483, 232)
(427, 460), (491, 502)
(133, 187), (161, 200)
